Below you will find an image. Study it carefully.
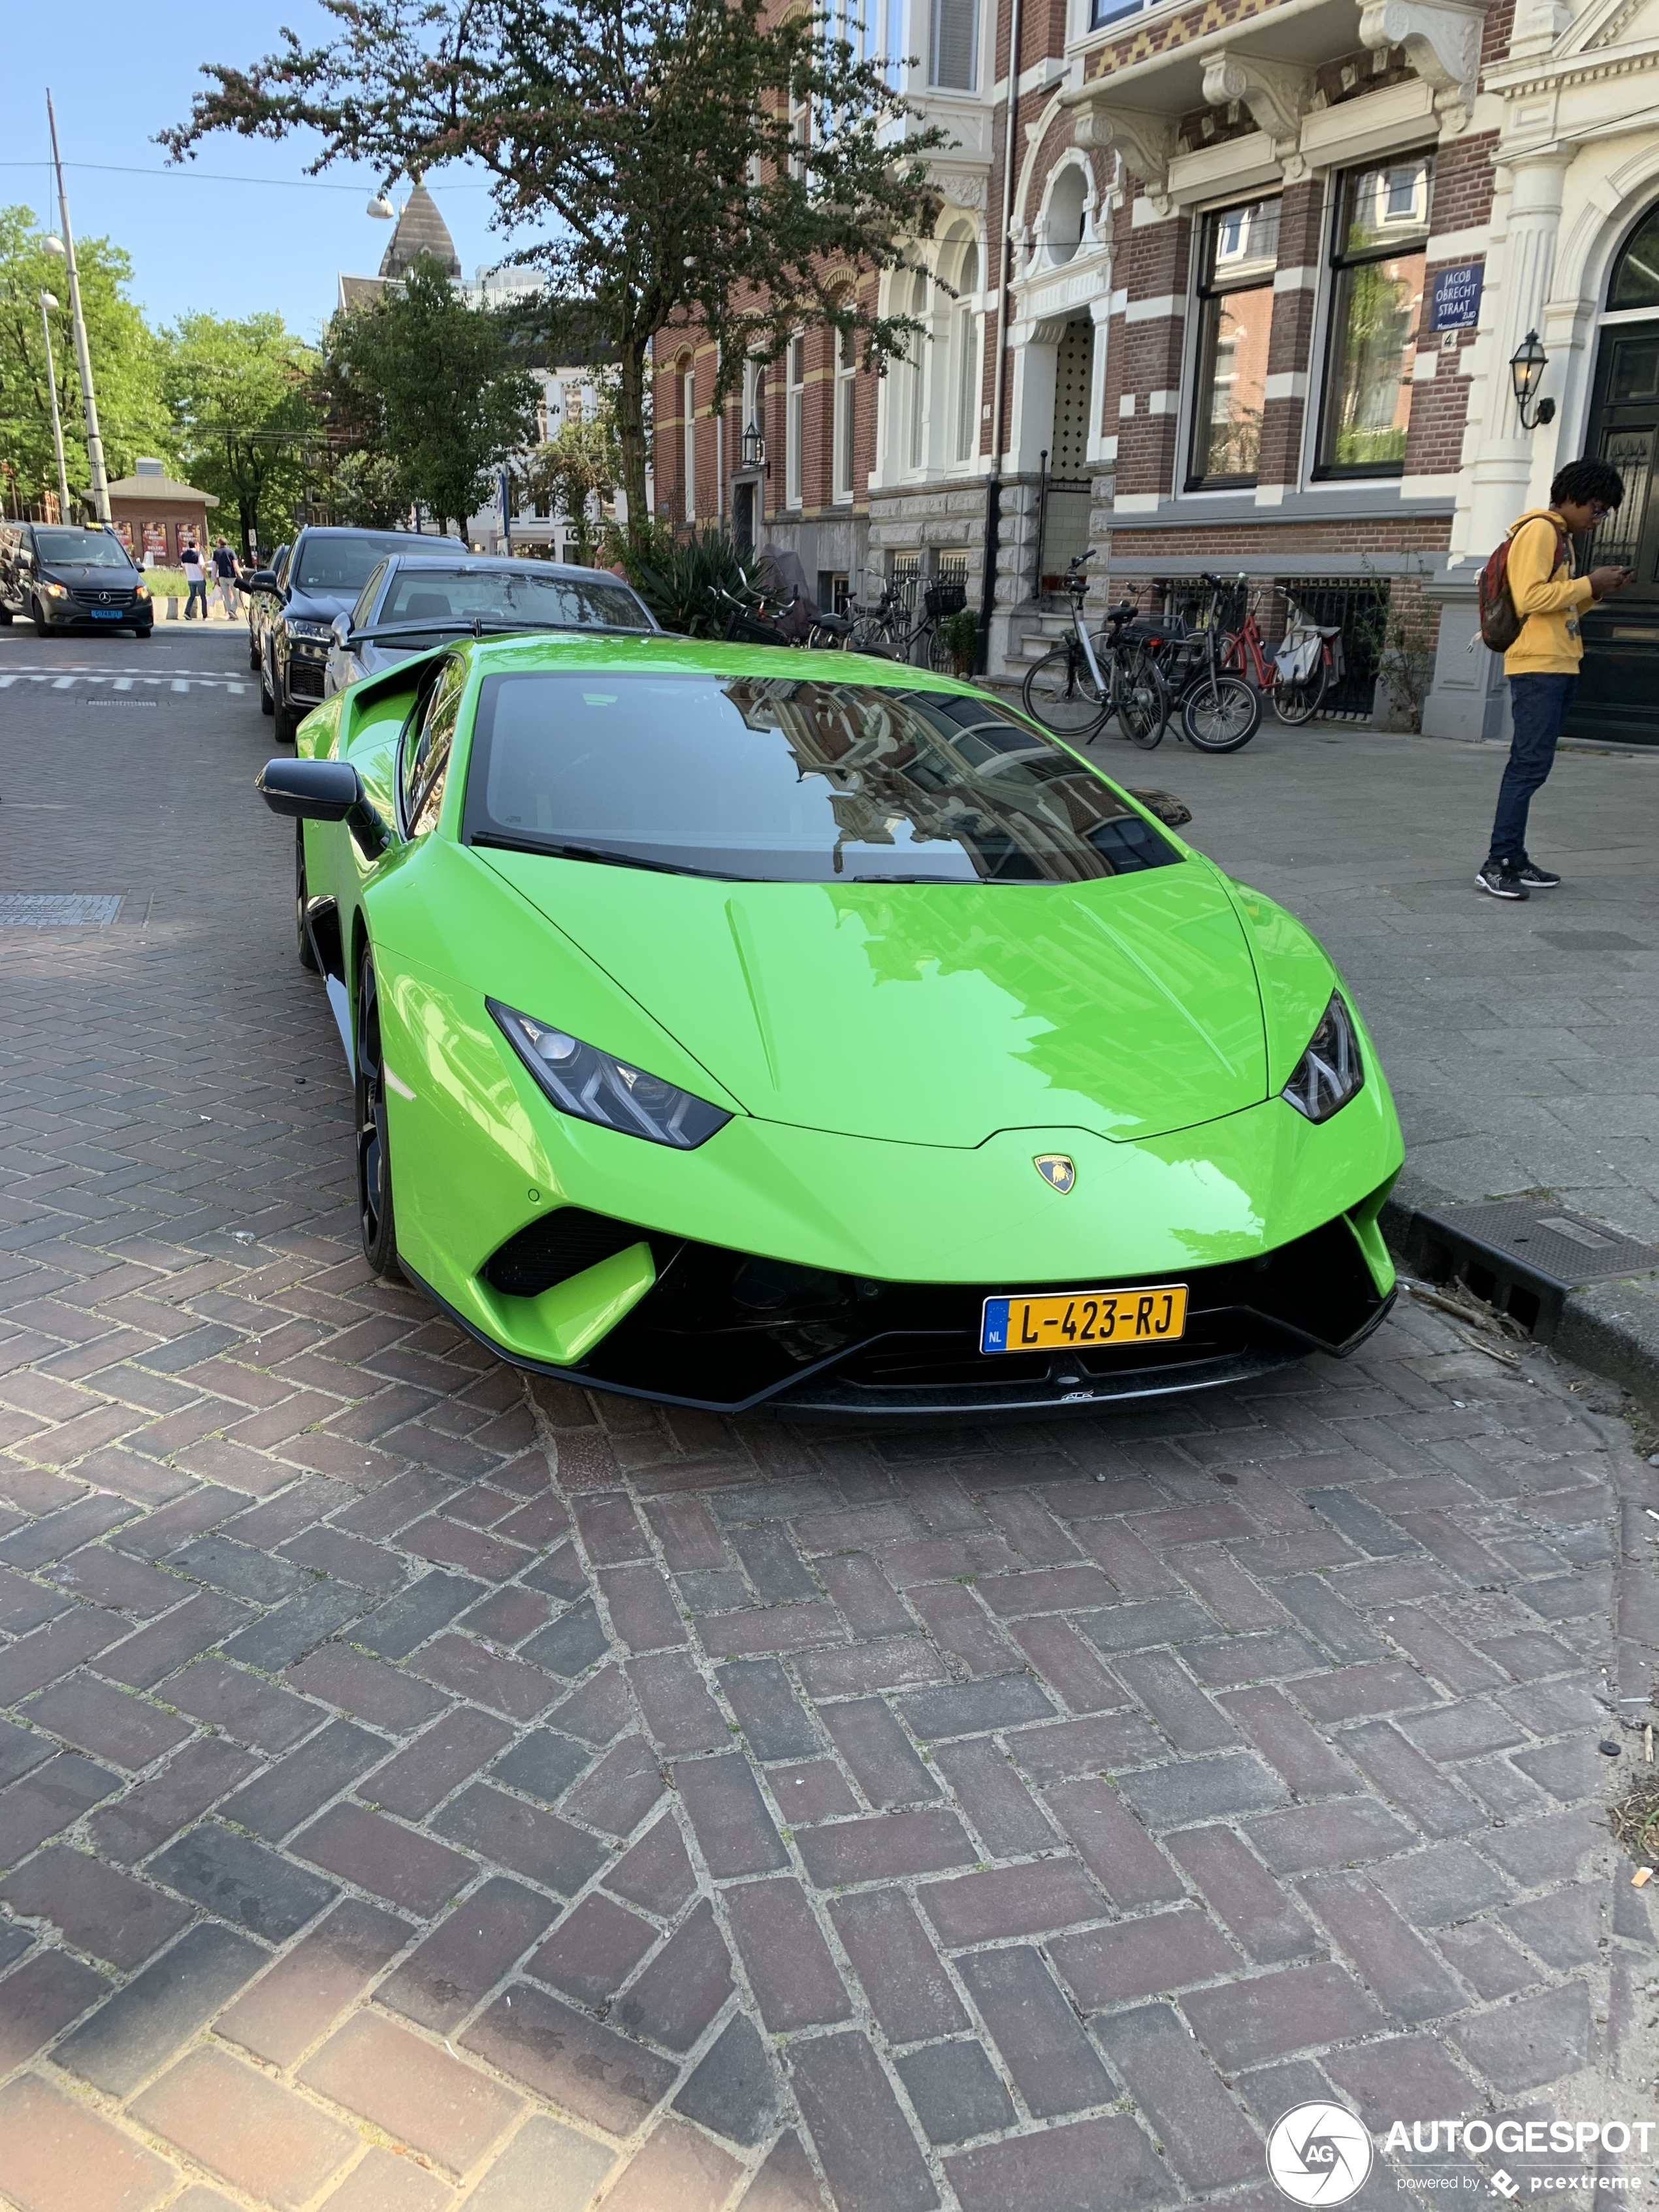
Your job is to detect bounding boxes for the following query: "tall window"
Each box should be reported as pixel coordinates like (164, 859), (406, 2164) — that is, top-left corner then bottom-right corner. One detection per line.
(1317, 155), (1432, 477)
(742, 359), (764, 461)
(955, 243), (980, 464)
(929, 0), (977, 88)
(1188, 197), (1280, 489)
(833, 323), (858, 502)
(786, 334), (805, 507)
(682, 366), (697, 522)
(905, 273), (929, 470)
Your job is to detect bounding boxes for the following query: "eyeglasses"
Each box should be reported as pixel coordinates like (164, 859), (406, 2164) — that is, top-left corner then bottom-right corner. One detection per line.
(1590, 502), (1611, 520)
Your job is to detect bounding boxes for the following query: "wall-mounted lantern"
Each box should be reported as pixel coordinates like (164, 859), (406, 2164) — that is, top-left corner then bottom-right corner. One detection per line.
(1510, 330), (1556, 430)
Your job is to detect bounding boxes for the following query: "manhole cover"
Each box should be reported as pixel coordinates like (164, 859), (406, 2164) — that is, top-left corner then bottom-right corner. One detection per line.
(1426, 1199), (1659, 1287)
(0, 894), (123, 927)
(1534, 929), (1650, 952)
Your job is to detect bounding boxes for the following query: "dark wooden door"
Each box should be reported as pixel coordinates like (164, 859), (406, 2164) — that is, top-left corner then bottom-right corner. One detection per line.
(1566, 319), (1659, 743)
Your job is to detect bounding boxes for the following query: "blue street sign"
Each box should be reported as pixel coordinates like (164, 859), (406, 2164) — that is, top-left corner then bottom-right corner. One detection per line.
(1430, 264), (1483, 332)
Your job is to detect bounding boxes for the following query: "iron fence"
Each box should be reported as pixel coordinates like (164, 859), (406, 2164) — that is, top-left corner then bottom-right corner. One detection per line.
(1149, 574), (1393, 720)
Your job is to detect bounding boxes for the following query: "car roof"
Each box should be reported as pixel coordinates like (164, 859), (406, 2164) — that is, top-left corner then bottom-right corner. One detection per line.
(383, 554), (633, 582)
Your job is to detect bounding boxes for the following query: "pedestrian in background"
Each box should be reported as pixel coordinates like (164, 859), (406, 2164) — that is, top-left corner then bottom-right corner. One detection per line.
(212, 536), (240, 620)
(1477, 458), (1632, 901)
(180, 540), (210, 622)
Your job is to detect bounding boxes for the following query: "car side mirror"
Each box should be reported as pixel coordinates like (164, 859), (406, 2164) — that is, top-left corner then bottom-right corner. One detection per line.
(331, 613), (352, 647)
(257, 759), (389, 856)
(245, 569), (277, 592)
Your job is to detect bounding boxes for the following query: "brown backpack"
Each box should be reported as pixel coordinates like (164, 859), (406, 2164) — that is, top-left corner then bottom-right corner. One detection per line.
(1479, 515), (1568, 652)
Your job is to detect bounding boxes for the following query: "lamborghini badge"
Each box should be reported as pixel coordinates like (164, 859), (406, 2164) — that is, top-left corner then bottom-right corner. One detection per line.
(1034, 1154), (1076, 1194)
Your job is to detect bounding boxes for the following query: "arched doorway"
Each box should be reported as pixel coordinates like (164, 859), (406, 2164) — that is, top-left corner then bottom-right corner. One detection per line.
(1568, 202), (1659, 743)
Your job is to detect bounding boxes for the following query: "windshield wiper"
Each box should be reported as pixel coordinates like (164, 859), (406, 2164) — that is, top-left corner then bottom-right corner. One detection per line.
(348, 617), (650, 644)
(469, 832), (727, 878)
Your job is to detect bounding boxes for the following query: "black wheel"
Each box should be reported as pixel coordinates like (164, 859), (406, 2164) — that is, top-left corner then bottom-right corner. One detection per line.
(1272, 662), (1329, 726)
(1181, 673), (1262, 752)
(0, 598), (12, 625)
(248, 629), (261, 672)
(1022, 641), (1107, 738)
(355, 953), (400, 1278)
(260, 652), (276, 716)
(1114, 654), (1169, 751)
(274, 696), (302, 746)
(133, 624), (152, 639)
(32, 596), (49, 639)
(296, 827), (319, 972)
(848, 615), (897, 658)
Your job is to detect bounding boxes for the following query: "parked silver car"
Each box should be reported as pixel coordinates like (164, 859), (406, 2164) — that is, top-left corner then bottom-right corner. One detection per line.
(325, 553), (656, 694)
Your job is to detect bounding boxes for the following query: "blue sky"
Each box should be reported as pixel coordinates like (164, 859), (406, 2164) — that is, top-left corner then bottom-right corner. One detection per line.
(3, 3), (510, 341)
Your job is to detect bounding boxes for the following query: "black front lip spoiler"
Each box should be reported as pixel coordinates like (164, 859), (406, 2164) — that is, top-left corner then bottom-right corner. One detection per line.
(396, 1255), (1395, 1420)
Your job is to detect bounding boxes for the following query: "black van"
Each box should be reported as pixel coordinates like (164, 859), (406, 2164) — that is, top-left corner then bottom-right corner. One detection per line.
(0, 521), (153, 637)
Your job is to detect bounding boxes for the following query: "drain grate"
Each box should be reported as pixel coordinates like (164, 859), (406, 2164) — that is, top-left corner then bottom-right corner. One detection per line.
(1410, 1198), (1659, 1341)
(83, 699), (158, 709)
(0, 893), (124, 927)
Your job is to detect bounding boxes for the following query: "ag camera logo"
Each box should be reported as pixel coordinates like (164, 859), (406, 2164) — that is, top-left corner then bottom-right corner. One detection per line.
(1268, 2102), (1375, 2205)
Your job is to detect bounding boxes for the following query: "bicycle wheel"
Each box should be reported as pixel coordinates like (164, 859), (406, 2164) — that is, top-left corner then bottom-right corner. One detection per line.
(1270, 660), (1329, 726)
(927, 622), (958, 675)
(1022, 643), (1108, 737)
(847, 615), (899, 658)
(1180, 673), (1262, 752)
(1113, 653), (1169, 750)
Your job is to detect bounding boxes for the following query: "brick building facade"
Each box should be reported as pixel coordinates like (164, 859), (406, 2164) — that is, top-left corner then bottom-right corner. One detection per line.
(654, 0), (1659, 742)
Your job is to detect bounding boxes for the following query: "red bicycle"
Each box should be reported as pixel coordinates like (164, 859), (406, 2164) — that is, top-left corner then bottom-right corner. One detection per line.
(1218, 587), (1345, 724)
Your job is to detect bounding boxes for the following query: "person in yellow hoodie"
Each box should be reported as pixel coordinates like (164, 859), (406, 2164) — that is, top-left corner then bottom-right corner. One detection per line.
(1478, 458), (1632, 899)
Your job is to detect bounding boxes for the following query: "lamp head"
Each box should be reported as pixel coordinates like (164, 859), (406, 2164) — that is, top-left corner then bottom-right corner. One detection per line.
(42, 233), (65, 259)
(39, 290), (58, 311)
(1510, 330), (1555, 428)
(367, 193), (396, 219)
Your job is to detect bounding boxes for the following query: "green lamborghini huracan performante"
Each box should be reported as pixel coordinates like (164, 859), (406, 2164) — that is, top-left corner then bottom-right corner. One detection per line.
(258, 635), (1403, 1417)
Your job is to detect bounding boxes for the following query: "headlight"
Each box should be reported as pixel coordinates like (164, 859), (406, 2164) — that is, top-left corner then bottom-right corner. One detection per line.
(133, 584), (150, 601)
(1281, 991), (1364, 1123)
(41, 581), (68, 599)
(286, 618), (334, 643)
(488, 999), (732, 1149)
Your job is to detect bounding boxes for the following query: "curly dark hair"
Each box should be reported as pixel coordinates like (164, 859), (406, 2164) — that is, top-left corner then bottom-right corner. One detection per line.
(1551, 457), (1626, 509)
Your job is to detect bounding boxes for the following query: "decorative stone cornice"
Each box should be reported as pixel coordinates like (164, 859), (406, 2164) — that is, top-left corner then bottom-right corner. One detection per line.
(1359, 0), (1489, 131)
(1073, 104), (1178, 214)
(1201, 51), (1317, 178)
(929, 164), (990, 212)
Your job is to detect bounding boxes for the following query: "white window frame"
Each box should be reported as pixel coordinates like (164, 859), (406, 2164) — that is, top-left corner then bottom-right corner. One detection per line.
(682, 366), (698, 522)
(833, 324), (858, 502)
(786, 333), (805, 508)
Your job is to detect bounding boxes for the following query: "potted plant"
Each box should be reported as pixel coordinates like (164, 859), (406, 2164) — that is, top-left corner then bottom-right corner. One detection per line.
(937, 606), (979, 677)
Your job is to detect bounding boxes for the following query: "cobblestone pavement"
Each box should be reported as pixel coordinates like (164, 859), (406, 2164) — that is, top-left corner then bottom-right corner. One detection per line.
(1, 628), (1656, 2212)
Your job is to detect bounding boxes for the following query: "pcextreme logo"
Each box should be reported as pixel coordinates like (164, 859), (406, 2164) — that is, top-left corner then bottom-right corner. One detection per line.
(1266, 2106), (1658, 2205)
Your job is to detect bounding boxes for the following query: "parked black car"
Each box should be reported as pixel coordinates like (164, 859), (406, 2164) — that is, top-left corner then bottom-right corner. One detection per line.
(0, 521), (153, 637)
(246, 542), (289, 675)
(325, 552), (656, 695)
(245, 526), (450, 743)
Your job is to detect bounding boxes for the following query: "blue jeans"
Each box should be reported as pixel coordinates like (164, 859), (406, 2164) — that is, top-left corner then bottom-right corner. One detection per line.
(1487, 673), (1577, 866)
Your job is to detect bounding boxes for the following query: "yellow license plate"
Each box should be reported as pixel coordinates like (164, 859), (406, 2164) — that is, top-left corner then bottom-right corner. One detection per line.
(980, 1284), (1188, 1354)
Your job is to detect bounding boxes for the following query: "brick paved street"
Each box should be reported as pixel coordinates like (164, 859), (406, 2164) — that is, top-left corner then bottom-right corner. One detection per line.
(1, 627), (1657, 2212)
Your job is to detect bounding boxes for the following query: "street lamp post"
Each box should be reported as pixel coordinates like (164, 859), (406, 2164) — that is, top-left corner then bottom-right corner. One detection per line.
(45, 91), (112, 526)
(38, 292), (71, 521)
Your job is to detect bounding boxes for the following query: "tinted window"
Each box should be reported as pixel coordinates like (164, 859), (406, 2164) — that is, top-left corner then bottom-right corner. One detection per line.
(294, 532), (426, 593)
(352, 562), (391, 632)
(35, 528), (134, 570)
(402, 658), (466, 836)
(379, 565), (651, 635)
(462, 674), (1180, 884)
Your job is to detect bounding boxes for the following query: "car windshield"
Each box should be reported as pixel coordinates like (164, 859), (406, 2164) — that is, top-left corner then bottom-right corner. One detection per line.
(35, 529), (133, 570)
(462, 673), (1182, 884)
(294, 532), (427, 593)
(378, 566), (651, 639)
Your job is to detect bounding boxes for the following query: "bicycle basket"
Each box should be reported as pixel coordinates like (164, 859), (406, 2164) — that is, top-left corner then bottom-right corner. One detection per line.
(923, 580), (967, 620)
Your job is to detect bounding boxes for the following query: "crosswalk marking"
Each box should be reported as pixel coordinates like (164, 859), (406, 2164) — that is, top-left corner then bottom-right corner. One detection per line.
(0, 672), (250, 695)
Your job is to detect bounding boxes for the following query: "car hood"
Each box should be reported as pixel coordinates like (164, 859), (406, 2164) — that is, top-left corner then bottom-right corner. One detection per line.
(41, 565), (141, 588)
(287, 590), (356, 622)
(477, 851), (1270, 1147)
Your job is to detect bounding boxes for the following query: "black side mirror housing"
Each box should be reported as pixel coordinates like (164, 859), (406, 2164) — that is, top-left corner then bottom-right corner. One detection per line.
(257, 759), (389, 856)
(245, 569), (278, 592)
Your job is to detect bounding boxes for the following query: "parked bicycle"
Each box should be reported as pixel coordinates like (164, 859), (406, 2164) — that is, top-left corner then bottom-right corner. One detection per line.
(846, 570), (967, 670)
(1164, 573), (1263, 752)
(714, 581), (852, 651)
(1267, 601), (1345, 724)
(1214, 587), (1344, 726)
(1020, 553), (1168, 748)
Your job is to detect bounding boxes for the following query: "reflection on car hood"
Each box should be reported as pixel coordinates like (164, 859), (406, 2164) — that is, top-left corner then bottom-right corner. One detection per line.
(287, 590), (356, 622)
(477, 850), (1270, 1147)
(41, 566), (141, 586)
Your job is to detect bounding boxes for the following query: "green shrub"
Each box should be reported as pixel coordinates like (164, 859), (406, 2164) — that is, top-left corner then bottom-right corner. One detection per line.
(937, 606), (980, 673)
(613, 526), (766, 637)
